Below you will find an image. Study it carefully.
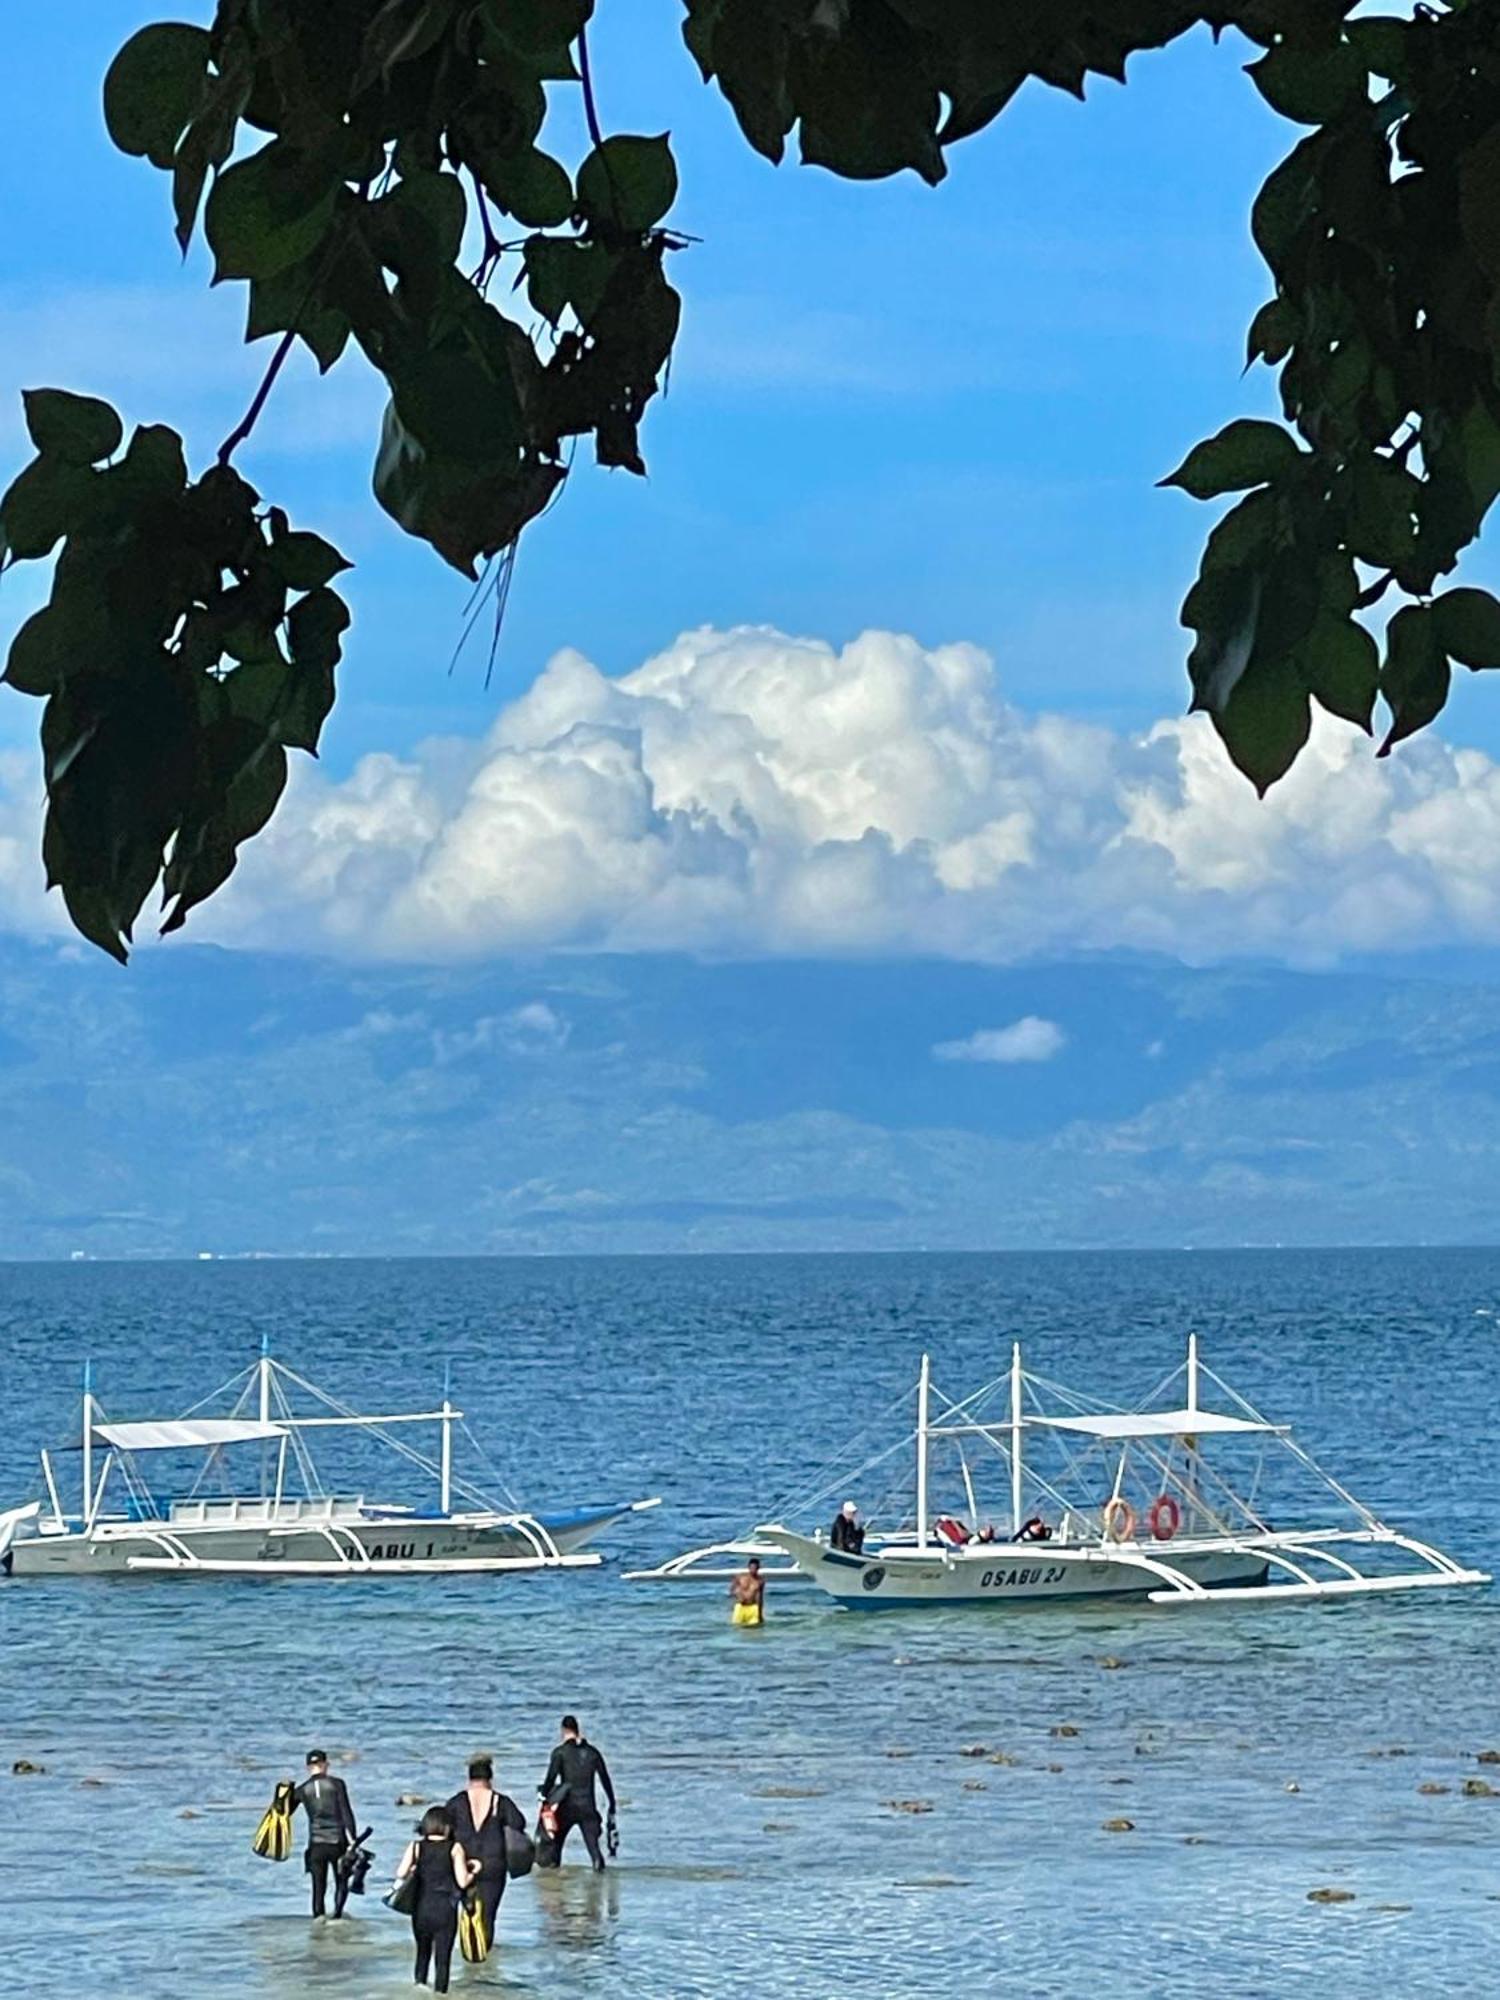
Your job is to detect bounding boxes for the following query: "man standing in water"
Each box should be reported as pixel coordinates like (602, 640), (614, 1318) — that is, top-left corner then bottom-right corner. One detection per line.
(539, 1716), (616, 1872)
(729, 1555), (766, 1626)
(295, 1749), (357, 1919)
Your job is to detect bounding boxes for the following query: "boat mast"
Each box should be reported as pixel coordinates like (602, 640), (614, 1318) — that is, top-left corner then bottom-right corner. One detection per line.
(916, 1352), (930, 1548)
(1187, 1330), (1199, 1414)
(81, 1358), (93, 1521)
(1010, 1341), (1024, 1535)
(440, 1360), (453, 1516)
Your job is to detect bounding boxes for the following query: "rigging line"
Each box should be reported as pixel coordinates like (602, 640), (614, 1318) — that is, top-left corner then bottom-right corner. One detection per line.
(271, 1361), (467, 1490)
(455, 1420), (523, 1511)
(178, 1360), (260, 1421)
(273, 1373), (323, 1500)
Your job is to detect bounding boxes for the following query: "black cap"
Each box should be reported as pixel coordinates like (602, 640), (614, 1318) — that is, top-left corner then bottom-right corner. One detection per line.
(306, 1749), (327, 1767)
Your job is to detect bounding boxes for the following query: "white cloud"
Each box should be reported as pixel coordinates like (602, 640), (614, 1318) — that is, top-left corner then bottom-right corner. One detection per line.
(933, 1018), (1066, 1064)
(7, 622), (1500, 968)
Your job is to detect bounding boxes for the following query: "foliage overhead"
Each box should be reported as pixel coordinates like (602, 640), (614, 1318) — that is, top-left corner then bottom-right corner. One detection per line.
(3, 0), (1500, 955)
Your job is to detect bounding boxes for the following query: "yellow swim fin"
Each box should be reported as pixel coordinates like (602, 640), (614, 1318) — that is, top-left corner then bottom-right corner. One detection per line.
(251, 1780), (296, 1862)
(458, 1890), (490, 1963)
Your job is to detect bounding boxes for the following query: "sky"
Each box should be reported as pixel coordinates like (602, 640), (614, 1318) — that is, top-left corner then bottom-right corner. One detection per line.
(1, 5), (1499, 974)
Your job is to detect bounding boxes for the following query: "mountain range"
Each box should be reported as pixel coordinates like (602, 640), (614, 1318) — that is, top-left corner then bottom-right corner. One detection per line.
(2, 938), (1499, 1257)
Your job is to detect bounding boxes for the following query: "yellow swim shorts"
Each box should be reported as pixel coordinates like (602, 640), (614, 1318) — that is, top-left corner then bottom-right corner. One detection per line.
(731, 1601), (763, 1627)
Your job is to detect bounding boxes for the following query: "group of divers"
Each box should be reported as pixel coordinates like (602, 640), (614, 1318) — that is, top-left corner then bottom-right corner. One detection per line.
(248, 1502), (881, 1987)
(252, 1717), (616, 1993)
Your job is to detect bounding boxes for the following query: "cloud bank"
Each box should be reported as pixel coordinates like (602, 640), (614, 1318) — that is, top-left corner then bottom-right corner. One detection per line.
(6, 623), (1500, 966)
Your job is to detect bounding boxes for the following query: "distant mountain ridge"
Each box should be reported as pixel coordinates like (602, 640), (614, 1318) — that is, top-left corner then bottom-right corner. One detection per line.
(1, 938), (1498, 1257)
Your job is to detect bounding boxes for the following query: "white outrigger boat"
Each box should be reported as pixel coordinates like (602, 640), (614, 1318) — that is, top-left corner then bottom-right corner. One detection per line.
(631, 1336), (1486, 1610)
(0, 1348), (658, 1580)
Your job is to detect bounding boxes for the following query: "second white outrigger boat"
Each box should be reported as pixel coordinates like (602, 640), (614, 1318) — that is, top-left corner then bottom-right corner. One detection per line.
(632, 1335), (1485, 1610)
(0, 1346), (658, 1580)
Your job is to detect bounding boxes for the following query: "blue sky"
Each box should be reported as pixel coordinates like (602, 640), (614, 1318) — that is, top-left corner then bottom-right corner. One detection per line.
(4, 8), (1500, 980)
(11, 6), (1491, 768)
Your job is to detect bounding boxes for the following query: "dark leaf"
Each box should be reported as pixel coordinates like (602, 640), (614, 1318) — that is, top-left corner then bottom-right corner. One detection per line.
(575, 134), (678, 234)
(1211, 654), (1312, 796)
(0, 457), (93, 561)
(204, 139), (340, 283)
(22, 390), (123, 467)
(1299, 612), (1378, 730)
(103, 21), (212, 168)
(268, 529), (350, 591)
(1162, 419), (1303, 500)
(1379, 603), (1450, 755)
(1247, 39), (1366, 127)
(1433, 587), (1500, 671)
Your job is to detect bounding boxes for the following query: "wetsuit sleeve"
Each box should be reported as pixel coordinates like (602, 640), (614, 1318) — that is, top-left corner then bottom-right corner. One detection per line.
(292, 1781), (308, 1816)
(594, 1750), (617, 1812)
(501, 1793), (526, 1831)
(541, 1747), (563, 1798)
(337, 1778), (356, 1841)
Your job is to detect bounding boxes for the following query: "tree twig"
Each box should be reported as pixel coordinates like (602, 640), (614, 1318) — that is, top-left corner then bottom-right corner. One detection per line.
(217, 329), (296, 465)
(578, 21), (605, 150)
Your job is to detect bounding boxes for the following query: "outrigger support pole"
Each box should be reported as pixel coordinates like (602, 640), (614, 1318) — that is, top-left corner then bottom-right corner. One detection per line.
(916, 1353), (931, 1548)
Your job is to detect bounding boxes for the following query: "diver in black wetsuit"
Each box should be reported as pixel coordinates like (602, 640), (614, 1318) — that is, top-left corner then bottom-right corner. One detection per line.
(395, 1806), (476, 1995)
(446, 1756), (525, 1944)
(294, 1749), (357, 1918)
(539, 1715), (616, 1871)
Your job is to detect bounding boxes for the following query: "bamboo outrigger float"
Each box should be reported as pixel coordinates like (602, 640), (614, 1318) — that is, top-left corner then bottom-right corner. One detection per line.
(0, 1344), (658, 1580)
(630, 1336), (1486, 1610)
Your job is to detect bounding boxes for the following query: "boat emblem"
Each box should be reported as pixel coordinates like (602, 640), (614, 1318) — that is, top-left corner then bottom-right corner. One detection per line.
(862, 1565), (886, 1591)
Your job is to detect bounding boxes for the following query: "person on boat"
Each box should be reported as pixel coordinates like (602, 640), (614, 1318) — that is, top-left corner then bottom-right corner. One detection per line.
(445, 1755), (526, 1946)
(830, 1500), (865, 1553)
(1017, 1515), (1053, 1543)
(729, 1556), (766, 1626)
(294, 1749), (358, 1919)
(392, 1805), (477, 1995)
(539, 1715), (616, 1871)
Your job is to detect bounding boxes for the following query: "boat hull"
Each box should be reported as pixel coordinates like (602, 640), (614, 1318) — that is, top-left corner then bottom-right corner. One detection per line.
(5, 1500), (643, 1578)
(757, 1529), (1270, 1608)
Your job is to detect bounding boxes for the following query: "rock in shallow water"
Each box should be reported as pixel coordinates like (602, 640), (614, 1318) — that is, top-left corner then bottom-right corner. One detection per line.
(11, 1761), (44, 1776)
(1101, 1818), (1134, 1833)
(1308, 1887), (1356, 1904)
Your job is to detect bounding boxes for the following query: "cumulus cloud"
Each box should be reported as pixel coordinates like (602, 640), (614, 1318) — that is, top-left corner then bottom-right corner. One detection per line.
(7, 622), (1500, 967)
(933, 1018), (1066, 1064)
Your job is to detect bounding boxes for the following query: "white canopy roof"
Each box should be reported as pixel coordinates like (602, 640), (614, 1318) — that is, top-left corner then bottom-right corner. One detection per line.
(1029, 1408), (1282, 1440)
(92, 1418), (286, 1453)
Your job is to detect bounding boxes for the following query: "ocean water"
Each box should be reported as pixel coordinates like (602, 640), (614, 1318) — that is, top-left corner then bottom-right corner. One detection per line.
(0, 1249), (1496, 1999)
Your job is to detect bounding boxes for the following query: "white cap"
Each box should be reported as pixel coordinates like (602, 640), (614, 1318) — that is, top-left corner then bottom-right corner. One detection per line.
(841, 1500), (857, 1517)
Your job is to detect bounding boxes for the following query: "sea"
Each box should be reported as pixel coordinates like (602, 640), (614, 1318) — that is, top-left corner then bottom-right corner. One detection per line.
(0, 1249), (1496, 1999)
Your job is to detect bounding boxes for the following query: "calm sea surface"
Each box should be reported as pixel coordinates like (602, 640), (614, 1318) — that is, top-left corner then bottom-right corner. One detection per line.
(0, 1249), (1496, 1998)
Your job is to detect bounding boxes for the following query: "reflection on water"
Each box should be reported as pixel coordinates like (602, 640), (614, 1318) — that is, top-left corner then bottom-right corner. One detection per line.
(0, 1249), (1496, 1997)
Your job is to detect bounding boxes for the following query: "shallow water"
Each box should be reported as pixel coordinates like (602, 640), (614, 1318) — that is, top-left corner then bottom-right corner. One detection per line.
(0, 1249), (1496, 1997)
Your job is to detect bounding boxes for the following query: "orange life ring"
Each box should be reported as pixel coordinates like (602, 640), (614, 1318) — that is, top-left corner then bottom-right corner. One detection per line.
(1102, 1497), (1136, 1542)
(1148, 1494), (1182, 1542)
